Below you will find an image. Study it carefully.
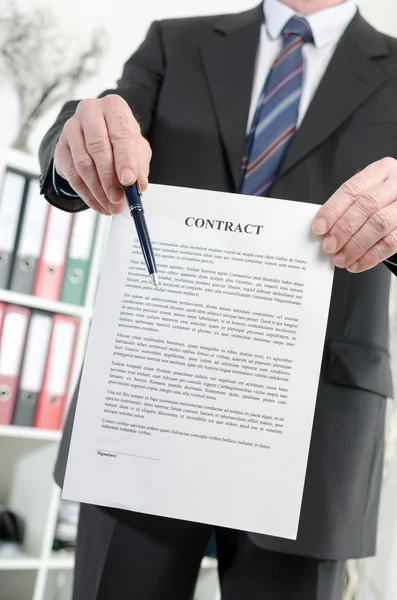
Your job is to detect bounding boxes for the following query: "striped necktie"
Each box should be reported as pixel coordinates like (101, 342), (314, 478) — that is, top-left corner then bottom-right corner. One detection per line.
(240, 16), (313, 196)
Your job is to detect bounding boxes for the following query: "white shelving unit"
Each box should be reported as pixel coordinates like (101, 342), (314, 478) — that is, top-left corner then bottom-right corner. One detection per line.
(0, 290), (90, 319)
(0, 148), (109, 600)
(0, 426), (61, 443)
(0, 148), (218, 600)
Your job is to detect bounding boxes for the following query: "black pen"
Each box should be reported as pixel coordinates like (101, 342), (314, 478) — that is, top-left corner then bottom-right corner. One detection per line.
(124, 184), (158, 287)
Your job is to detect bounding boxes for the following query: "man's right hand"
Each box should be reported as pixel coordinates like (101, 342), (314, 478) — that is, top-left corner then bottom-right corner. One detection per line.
(54, 95), (152, 215)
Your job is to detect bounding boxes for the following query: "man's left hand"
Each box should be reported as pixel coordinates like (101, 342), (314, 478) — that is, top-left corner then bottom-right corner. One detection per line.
(312, 157), (397, 273)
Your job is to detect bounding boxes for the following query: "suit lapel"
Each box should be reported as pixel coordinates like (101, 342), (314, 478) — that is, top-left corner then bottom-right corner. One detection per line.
(278, 13), (389, 178)
(199, 5), (263, 189)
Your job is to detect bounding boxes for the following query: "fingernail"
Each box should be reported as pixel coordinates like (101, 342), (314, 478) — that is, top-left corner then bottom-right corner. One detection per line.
(334, 252), (347, 267)
(322, 235), (338, 254)
(313, 218), (327, 235)
(348, 262), (359, 272)
(120, 168), (134, 185)
(109, 186), (124, 204)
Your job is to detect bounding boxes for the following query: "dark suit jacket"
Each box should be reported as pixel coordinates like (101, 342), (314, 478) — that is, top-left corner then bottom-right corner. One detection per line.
(39, 5), (397, 560)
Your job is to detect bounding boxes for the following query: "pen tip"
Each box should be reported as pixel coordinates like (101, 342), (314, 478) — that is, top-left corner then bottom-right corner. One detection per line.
(151, 273), (159, 287)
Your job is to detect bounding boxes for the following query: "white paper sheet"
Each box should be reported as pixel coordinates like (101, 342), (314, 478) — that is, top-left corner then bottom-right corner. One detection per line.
(63, 184), (334, 540)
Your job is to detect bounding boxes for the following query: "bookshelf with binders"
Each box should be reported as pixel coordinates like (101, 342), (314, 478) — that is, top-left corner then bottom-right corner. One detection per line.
(0, 149), (219, 600)
(0, 148), (110, 600)
(0, 166), (99, 306)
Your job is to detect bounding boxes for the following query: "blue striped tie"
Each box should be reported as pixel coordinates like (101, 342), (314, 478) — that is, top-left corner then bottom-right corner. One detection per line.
(240, 16), (313, 196)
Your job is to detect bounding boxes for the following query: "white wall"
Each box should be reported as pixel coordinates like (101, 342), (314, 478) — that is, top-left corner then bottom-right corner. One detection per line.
(0, 0), (396, 157)
(360, 0), (397, 33)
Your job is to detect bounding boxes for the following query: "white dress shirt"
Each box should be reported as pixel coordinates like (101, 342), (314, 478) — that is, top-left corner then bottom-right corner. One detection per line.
(247, 0), (357, 130)
(248, 0), (397, 266)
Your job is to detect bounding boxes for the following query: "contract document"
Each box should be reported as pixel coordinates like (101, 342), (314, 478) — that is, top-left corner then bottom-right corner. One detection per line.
(63, 184), (334, 539)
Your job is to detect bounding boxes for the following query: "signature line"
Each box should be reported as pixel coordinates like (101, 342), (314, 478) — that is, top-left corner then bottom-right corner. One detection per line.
(98, 450), (160, 462)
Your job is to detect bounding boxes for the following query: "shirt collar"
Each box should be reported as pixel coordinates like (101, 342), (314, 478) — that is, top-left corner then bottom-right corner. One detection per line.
(264, 0), (357, 48)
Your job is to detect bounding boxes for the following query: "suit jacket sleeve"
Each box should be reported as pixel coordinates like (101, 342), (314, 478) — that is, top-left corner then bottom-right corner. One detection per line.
(39, 20), (165, 213)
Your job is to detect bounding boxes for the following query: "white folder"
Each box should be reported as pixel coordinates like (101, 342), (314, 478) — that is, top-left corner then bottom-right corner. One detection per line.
(9, 177), (49, 294)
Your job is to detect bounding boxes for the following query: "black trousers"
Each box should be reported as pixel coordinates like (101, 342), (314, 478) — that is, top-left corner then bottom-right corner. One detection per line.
(73, 504), (346, 600)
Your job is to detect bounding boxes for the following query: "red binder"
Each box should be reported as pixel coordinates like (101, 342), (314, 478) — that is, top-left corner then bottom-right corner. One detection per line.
(0, 305), (30, 425)
(33, 207), (73, 300)
(34, 314), (78, 430)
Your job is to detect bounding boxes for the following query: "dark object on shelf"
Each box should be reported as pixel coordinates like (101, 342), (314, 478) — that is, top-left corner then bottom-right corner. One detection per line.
(0, 504), (24, 547)
(0, 504), (24, 543)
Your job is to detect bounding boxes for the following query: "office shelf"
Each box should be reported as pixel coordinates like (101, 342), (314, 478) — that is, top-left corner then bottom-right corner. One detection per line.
(47, 554), (75, 570)
(0, 289), (91, 319)
(0, 555), (41, 571)
(0, 149), (111, 600)
(0, 425), (62, 442)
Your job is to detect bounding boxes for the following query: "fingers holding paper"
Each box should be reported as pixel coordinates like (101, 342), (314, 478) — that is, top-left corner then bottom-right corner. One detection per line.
(312, 157), (397, 272)
(54, 95), (152, 215)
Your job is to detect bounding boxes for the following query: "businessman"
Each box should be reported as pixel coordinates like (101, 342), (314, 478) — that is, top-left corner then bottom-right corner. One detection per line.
(40, 0), (397, 598)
